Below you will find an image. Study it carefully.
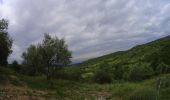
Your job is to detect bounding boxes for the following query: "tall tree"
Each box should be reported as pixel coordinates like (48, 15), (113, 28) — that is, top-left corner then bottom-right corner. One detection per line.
(22, 34), (72, 79)
(0, 19), (12, 65)
(39, 34), (72, 79)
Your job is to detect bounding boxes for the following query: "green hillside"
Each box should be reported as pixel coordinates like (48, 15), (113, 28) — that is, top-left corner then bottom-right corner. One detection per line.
(74, 35), (170, 81)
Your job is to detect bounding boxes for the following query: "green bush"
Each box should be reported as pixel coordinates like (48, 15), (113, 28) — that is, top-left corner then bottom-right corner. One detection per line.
(129, 63), (154, 81)
(0, 66), (17, 84)
(67, 67), (82, 81)
(129, 88), (157, 100)
(93, 62), (114, 84)
(11, 60), (21, 73)
(53, 67), (82, 81)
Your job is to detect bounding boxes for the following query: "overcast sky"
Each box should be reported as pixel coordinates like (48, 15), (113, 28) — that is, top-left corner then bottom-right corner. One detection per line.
(0, 0), (170, 63)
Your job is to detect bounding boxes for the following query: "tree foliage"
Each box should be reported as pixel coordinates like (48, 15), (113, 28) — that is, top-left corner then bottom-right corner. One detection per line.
(22, 45), (43, 75)
(129, 63), (154, 81)
(114, 64), (124, 80)
(149, 42), (170, 74)
(22, 34), (72, 78)
(0, 19), (12, 65)
(161, 42), (170, 65)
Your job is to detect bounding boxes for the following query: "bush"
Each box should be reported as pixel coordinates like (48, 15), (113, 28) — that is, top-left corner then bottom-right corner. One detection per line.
(53, 67), (82, 81)
(11, 60), (21, 73)
(0, 66), (17, 84)
(93, 62), (114, 84)
(67, 67), (82, 81)
(129, 88), (157, 100)
(82, 72), (94, 82)
(129, 63), (154, 81)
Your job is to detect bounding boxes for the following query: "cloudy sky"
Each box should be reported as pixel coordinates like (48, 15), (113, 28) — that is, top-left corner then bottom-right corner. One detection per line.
(0, 0), (170, 63)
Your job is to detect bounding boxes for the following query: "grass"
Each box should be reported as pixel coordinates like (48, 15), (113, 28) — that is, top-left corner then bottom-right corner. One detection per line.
(18, 74), (170, 100)
(1, 66), (170, 100)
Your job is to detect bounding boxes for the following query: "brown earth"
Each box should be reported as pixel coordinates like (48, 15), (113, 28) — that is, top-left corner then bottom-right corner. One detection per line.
(0, 84), (47, 100)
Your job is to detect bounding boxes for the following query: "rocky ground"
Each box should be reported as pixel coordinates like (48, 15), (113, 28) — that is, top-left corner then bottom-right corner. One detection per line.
(0, 85), (47, 100)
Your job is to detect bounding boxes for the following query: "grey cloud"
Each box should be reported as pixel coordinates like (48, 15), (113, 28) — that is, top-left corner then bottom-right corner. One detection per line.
(0, 0), (170, 63)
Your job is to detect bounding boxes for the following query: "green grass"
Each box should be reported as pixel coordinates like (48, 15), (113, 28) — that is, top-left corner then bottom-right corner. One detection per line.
(18, 74), (170, 99)
(1, 66), (170, 99)
(15, 74), (169, 99)
(0, 66), (19, 84)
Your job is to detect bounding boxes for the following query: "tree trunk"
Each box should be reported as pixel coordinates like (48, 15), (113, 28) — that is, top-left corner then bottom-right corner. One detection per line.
(47, 64), (50, 80)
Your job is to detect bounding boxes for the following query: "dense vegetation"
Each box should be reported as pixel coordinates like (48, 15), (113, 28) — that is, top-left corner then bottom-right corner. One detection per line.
(0, 19), (12, 66)
(0, 18), (170, 99)
(72, 36), (170, 83)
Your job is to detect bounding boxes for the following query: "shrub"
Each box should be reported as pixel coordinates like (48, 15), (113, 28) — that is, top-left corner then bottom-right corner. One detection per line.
(0, 66), (17, 84)
(82, 72), (94, 82)
(129, 63), (154, 81)
(93, 62), (114, 84)
(11, 60), (21, 73)
(52, 67), (82, 81)
(129, 88), (157, 100)
(67, 67), (82, 81)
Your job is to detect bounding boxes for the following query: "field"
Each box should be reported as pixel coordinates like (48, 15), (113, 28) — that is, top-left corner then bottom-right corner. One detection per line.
(0, 67), (170, 100)
(1, 36), (170, 100)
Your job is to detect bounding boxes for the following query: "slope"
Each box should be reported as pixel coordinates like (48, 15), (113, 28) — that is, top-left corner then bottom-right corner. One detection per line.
(75, 35), (170, 80)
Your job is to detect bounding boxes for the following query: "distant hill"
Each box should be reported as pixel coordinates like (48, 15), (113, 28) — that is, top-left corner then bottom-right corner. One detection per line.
(74, 35), (170, 79)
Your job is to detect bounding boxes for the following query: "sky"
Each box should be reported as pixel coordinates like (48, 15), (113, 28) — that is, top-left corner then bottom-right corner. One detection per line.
(0, 0), (170, 63)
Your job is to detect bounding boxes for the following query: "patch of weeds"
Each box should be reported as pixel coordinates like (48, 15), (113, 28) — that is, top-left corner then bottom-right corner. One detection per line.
(128, 87), (157, 100)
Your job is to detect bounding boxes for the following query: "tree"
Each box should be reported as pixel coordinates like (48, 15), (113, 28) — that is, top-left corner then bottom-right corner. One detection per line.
(129, 63), (154, 81)
(39, 34), (72, 79)
(22, 45), (43, 75)
(0, 19), (13, 65)
(22, 34), (72, 79)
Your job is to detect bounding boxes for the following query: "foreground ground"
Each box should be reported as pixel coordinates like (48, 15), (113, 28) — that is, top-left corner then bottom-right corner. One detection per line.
(0, 74), (170, 100)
